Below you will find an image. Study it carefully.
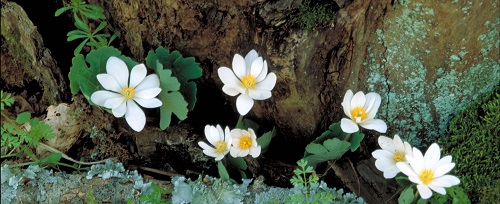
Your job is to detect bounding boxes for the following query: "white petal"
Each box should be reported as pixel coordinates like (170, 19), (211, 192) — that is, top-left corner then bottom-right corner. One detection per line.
(104, 96), (126, 109)
(396, 162), (418, 178)
(340, 118), (359, 133)
(375, 158), (396, 171)
(129, 64), (147, 87)
(373, 150), (394, 160)
(232, 54), (247, 78)
(404, 142), (413, 155)
(236, 94), (254, 115)
(91, 90), (121, 106)
(256, 60), (268, 82)
(222, 84), (244, 96)
(134, 98), (162, 108)
(433, 163), (455, 177)
(244, 49), (259, 69)
(250, 146), (261, 158)
(135, 88), (162, 99)
(350, 91), (366, 110)
(364, 92), (381, 119)
(250, 57), (263, 77)
(204, 149), (221, 159)
(409, 148), (425, 174)
(417, 184), (433, 199)
(435, 155), (453, 168)
(205, 125), (217, 146)
(238, 148), (250, 157)
(431, 175), (460, 187)
(424, 143), (441, 168)
(230, 147), (242, 158)
(254, 73), (276, 91)
(383, 166), (401, 179)
(224, 126), (232, 144)
(248, 89), (272, 100)
(393, 135), (405, 151)
(342, 90), (353, 118)
(125, 101), (146, 132)
(216, 125), (224, 141)
(135, 74), (161, 92)
(428, 184), (447, 195)
(209, 126), (220, 144)
(97, 74), (122, 92)
(112, 101), (127, 117)
(106, 56), (129, 88)
(218, 67), (243, 86)
(359, 119), (387, 133)
(378, 136), (396, 152)
(198, 141), (212, 151)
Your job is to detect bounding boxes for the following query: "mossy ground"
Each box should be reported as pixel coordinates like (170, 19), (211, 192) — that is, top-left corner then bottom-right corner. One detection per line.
(439, 86), (500, 203)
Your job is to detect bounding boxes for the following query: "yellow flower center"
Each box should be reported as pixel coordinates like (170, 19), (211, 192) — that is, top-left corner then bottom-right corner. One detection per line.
(419, 169), (434, 185)
(241, 74), (256, 89)
(239, 136), (252, 149)
(120, 85), (135, 100)
(351, 106), (368, 122)
(393, 152), (405, 162)
(215, 141), (228, 154)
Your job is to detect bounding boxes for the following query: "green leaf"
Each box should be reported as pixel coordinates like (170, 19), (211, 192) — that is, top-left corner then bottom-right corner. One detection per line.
(27, 119), (54, 147)
(305, 143), (328, 155)
(146, 51), (188, 129)
(227, 156), (247, 170)
(67, 34), (88, 42)
(257, 127), (276, 152)
(40, 152), (62, 165)
(236, 118), (260, 132)
(54, 7), (72, 17)
(399, 187), (415, 204)
(16, 112), (31, 124)
(395, 175), (412, 187)
(303, 138), (350, 168)
(73, 38), (88, 55)
(93, 22), (107, 34)
(68, 47), (137, 99)
(146, 47), (202, 111)
(73, 13), (89, 33)
(349, 132), (364, 152)
(217, 161), (230, 180)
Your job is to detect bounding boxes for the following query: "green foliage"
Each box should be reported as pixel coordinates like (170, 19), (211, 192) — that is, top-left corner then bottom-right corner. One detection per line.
(290, 0), (336, 31)
(257, 127), (276, 152)
(398, 186), (415, 204)
(171, 176), (252, 204)
(139, 183), (171, 204)
(288, 159), (338, 203)
(438, 86), (500, 203)
(68, 47), (137, 98)
(146, 47), (203, 129)
(55, 0), (119, 55)
(84, 191), (98, 204)
(1, 92), (54, 152)
(146, 47), (202, 111)
(1, 91), (14, 110)
(217, 160), (230, 181)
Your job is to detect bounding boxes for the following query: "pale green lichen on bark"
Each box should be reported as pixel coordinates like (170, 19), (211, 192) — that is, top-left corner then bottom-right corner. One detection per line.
(365, 0), (500, 146)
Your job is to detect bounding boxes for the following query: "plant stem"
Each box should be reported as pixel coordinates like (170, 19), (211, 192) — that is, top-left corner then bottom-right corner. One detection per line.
(344, 133), (352, 141)
(236, 115), (243, 127)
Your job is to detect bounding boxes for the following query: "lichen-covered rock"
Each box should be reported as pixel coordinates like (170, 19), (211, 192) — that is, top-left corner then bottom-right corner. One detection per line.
(1, 0), (68, 107)
(361, 0), (500, 146)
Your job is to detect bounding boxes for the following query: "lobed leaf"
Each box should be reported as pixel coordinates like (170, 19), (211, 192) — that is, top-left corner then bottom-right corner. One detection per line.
(304, 138), (350, 168)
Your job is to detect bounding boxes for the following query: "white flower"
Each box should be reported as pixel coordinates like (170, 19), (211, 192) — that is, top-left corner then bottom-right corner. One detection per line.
(91, 56), (162, 132)
(340, 90), (387, 133)
(230, 128), (261, 158)
(198, 125), (232, 161)
(372, 135), (413, 178)
(217, 49), (277, 115)
(396, 143), (460, 199)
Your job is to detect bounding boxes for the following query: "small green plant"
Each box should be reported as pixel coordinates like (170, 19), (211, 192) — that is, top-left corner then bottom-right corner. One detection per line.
(289, 159), (334, 203)
(55, 0), (119, 55)
(0, 91), (66, 169)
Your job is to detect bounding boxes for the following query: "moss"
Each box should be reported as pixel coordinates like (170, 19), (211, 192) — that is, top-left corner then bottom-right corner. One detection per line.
(438, 86), (500, 203)
(289, 0), (336, 31)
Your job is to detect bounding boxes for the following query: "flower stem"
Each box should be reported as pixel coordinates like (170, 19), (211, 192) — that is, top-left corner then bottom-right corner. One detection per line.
(236, 115), (243, 128)
(344, 133), (352, 142)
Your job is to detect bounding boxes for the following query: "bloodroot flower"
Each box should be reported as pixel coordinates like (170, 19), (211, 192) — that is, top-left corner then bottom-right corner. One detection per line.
(396, 143), (460, 199)
(218, 49), (277, 115)
(229, 128), (261, 158)
(372, 135), (413, 178)
(198, 125), (232, 161)
(340, 90), (387, 133)
(91, 56), (162, 132)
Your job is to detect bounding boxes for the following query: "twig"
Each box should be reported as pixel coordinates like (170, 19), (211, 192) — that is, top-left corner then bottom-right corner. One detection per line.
(39, 143), (112, 165)
(139, 166), (183, 177)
